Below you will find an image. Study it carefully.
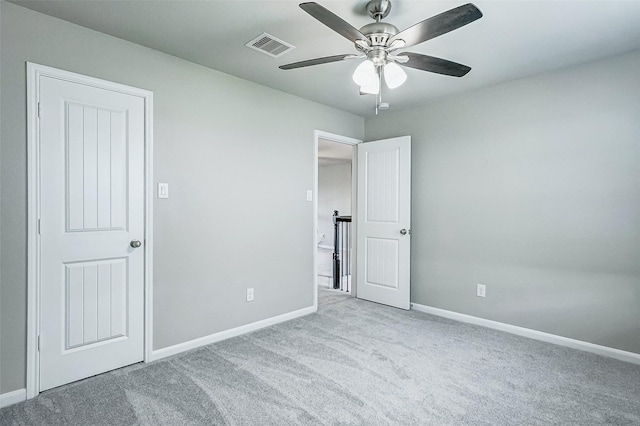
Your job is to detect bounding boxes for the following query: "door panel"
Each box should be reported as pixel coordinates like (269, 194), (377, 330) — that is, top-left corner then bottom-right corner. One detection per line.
(39, 75), (145, 391)
(357, 136), (411, 309)
(64, 259), (128, 349)
(365, 149), (399, 223)
(365, 237), (399, 288)
(67, 104), (127, 232)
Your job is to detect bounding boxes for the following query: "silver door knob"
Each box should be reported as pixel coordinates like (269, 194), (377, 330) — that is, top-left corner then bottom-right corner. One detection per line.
(400, 229), (408, 235)
(130, 240), (142, 248)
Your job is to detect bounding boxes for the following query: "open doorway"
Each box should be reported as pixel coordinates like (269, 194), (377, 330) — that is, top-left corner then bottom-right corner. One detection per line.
(314, 131), (360, 309)
(317, 138), (353, 291)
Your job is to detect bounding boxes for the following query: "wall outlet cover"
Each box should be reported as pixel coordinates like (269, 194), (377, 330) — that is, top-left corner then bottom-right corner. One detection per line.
(246, 288), (255, 302)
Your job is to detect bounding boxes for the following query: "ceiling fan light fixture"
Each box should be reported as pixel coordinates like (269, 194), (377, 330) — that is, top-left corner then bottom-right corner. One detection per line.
(281, 1), (482, 112)
(352, 59), (376, 86)
(383, 62), (407, 89)
(360, 76), (380, 95)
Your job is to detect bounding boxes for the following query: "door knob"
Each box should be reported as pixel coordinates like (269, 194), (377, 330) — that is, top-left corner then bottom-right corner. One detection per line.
(130, 240), (142, 248)
(400, 229), (408, 235)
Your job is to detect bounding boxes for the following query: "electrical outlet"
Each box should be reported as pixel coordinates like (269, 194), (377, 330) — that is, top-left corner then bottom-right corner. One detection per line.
(246, 288), (254, 302)
(477, 284), (486, 298)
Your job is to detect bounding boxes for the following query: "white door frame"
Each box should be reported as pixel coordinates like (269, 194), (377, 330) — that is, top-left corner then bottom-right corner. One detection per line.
(26, 63), (154, 399)
(313, 130), (361, 310)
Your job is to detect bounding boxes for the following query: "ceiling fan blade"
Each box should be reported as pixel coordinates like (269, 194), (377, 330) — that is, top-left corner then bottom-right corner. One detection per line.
(279, 54), (352, 70)
(389, 3), (482, 48)
(401, 52), (471, 77)
(300, 2), (367, 43)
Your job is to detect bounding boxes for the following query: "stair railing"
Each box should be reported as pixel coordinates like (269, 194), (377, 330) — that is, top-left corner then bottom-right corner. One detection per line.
(332, 210), (352, 292)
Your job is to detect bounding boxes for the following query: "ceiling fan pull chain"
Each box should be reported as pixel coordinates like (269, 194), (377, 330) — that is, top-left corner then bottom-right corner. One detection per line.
(376, 67), (382, 115)
(378, 68), (383, 105)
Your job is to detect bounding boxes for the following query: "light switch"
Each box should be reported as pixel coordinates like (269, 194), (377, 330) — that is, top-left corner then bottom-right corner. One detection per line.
(306, 190), (313, 201)
(158, 183), (169, 199)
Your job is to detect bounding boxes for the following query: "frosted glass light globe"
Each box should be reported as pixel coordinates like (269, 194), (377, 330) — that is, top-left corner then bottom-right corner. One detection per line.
(384, 62), (407, 89)
(352, 60), (376, 86)
(360, 76), (380, 95)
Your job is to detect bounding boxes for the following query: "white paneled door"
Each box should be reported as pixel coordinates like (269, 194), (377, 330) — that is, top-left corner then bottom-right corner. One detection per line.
(39, 75), (145, 391)
(357, 136), (411, 309)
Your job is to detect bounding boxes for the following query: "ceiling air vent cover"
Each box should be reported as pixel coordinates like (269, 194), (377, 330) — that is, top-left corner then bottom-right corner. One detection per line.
(245, 33), (295, 58)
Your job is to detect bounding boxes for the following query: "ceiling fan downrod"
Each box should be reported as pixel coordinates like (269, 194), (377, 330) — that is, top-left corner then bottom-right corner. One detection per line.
(366, 0), (392, 22)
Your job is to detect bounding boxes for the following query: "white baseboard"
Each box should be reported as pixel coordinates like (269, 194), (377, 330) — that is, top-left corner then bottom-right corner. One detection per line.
(411, 303), (640, 365)
(151, 305), (316, 362)
(0, 388), (27, 408)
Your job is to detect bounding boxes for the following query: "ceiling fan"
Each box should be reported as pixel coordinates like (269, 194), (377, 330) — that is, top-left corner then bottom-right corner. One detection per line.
(280, 0), (482, 109)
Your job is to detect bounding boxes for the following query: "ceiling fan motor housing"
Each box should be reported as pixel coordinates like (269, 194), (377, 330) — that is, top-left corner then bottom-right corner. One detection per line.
(359, 22), (399, 47)
(357, 21), (401, 66)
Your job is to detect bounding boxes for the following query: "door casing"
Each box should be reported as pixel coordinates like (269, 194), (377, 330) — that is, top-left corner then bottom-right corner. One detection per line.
(26, 63), (154, 399)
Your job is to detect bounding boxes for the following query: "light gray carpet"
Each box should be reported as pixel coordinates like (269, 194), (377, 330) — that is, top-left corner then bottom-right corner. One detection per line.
(2, 288), (640, 425)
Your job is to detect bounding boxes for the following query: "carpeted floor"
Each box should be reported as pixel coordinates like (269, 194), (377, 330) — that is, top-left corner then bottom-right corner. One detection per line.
(2, 288), (640, 425)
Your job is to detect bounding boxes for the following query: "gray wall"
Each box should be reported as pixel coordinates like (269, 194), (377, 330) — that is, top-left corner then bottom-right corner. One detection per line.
(366, 50), (640, 354)
(318, 162), (352, 247)
(0, 1), (364, 393)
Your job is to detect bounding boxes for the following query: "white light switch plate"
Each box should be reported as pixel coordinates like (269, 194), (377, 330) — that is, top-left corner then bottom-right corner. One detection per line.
(306, 190), (313, 201)
(158, 183), (169, 199)
(477, 283), (486, 298)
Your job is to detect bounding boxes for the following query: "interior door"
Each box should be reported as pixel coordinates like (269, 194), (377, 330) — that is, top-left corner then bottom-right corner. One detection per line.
(39, 75), (145, 391)
(356, 136), (411, 309)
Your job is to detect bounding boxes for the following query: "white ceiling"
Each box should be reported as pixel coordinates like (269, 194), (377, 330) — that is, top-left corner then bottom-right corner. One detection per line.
(10, 0), (640, 117)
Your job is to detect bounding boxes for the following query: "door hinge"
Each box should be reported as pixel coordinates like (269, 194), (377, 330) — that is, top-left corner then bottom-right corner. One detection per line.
(38, 219), (41, 235)
(37, 102), (41, 118)
(37, 335), (41, 351)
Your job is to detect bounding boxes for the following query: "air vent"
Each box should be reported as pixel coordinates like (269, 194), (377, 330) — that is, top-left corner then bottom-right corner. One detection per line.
(245, 33), (295, 58)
